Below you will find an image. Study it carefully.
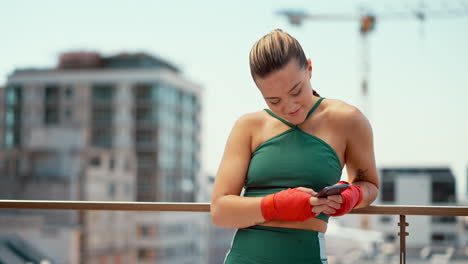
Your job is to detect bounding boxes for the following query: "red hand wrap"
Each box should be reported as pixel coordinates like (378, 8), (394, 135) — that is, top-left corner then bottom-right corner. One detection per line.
(261, 188), (316, 222)
(329, 181), (363, 217)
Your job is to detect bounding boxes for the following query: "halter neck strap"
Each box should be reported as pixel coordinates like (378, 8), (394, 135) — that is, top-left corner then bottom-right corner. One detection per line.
(264, 97), (325, 127)
(306, 97), (324, 119)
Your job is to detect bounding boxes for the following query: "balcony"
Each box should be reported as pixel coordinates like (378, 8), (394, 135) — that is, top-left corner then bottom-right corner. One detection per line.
(0, 201), (467, 264)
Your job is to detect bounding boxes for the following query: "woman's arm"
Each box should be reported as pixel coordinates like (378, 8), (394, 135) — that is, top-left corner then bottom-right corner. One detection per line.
(210, 115), (266, 228)
(344, 107), (380, 208)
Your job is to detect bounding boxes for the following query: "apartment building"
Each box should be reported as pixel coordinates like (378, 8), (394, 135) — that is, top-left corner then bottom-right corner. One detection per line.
(0, 51), (202, 264)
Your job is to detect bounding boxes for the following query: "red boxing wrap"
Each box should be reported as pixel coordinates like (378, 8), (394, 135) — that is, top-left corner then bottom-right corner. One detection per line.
(261, 188), (316, 222)
(329, 181), (363, 217)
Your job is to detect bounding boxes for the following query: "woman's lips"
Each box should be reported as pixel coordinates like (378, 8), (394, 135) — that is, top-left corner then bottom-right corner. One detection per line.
(288, 108), (300, 116)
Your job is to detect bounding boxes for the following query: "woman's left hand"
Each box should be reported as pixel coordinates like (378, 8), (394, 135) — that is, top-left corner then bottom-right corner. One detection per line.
(325, 181), (363, 216)
(323, 195), (342, 215)
(295, 187), (343, 215)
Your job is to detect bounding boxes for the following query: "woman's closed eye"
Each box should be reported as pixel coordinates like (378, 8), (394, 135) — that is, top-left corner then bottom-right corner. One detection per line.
(291, 87), (302, 96)
(268, 87), (302, 104)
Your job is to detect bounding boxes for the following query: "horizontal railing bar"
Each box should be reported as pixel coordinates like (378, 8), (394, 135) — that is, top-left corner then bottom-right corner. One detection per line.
(351, 205), (468, 216)
(1, 200), (468, 216)
(0, 200), (210, 212)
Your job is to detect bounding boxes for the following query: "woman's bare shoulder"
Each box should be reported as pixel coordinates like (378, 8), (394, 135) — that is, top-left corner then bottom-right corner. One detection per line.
(226, 111), (268, 153)
(323, 98), (364, 122)
(235, 110), (268, 131)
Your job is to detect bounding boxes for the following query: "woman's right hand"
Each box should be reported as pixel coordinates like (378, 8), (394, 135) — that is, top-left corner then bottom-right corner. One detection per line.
(295, 187), (341, 215)
(261, 187), (343, 222)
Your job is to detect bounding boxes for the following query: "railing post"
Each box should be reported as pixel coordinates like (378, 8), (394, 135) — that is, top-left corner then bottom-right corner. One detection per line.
(398, 215), (409, 264)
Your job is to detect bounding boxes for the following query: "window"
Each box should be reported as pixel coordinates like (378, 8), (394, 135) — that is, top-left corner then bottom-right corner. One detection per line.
(64, 108), (72, 119)
(134, 83), (158, 101)
(209, 175), (215, 183)
(92, 84), (114, 102)
(44, 107), (59, 124)
(6, 85), (21, 105)
(5, 109), (15, 127)
(31, 154), (62, 178)
(137, 174), (156, 201)
(44, 85), (60, 125)
(44, 85), (60, 102)
(380, 216), (392, 223)
(91, 129), (112, 148)
(124, 158), (131, 172)
(91, 107), (113, 125)
(109, 158), (115, 170)
(65, 86), (73, 99)
(384, 234), (396, 242)
(432, 216), (456, 224)
(108, 183), (116, 198)
(4, 129), (20, 149)
(137, 153), (155, 169)
(135, 106), (155, 122)
(381, 181), (395, 202)
(138, 248), (156, 260)
(138, 226), (156, 237)
(160, 85), (179, 107)
(5, 85), (22, 148)
(463, 217), (468, 230)
(432, 182), (455, 203)
(191, 94), (199, 111)
(136, 130), (154, 145)
(89, 157), (101, 167)
(431, 233), (456, 243)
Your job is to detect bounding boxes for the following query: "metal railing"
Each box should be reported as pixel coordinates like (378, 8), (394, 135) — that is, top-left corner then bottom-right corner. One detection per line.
(1, 200), (468, 264)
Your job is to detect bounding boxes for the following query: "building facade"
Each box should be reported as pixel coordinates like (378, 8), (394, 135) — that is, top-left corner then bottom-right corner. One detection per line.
(0, 52), (202, 264)
(372, 167), (463, 256)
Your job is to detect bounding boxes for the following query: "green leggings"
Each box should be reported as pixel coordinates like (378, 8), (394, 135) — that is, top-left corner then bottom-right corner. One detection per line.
(224, 225), (328, 264)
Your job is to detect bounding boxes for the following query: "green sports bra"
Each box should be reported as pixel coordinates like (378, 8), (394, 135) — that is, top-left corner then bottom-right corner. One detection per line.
(243, 97), (343, 223)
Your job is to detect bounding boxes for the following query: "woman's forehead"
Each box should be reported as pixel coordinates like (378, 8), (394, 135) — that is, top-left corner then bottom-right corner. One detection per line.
(257, 65), (305, 94)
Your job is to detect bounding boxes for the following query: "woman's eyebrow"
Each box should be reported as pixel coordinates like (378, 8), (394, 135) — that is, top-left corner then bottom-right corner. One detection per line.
(264, 81), (302, 99)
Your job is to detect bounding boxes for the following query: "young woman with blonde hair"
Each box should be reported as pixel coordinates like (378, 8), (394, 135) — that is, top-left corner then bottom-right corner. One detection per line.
(211, 29), (379, 264)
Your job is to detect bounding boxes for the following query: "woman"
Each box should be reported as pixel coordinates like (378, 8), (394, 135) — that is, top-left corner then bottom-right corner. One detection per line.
(211, 29), (379, 264)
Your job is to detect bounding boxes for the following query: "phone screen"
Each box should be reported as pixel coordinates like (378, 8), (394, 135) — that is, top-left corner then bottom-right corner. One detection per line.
(315, 184), (350, 198)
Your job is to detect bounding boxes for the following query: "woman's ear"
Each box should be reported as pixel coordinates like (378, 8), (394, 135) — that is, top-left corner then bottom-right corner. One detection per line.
(307, 58), (312, 78)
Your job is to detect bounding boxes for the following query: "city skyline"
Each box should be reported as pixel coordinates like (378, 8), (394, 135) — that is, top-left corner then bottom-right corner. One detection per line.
(1, 0), (468, 201)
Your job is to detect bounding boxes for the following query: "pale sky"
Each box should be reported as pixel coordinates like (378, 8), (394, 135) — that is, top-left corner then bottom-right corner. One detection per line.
(1, 0), (467, 200)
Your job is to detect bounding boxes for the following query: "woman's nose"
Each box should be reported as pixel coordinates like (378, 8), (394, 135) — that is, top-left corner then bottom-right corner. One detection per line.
(284, 102), (299, 113)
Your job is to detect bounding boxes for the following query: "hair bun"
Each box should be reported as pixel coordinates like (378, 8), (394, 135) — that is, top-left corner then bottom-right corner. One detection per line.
(272, 28), (283, 33)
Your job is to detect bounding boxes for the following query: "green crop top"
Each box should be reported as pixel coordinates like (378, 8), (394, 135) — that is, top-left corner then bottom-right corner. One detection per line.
(243, 97), (343, 223)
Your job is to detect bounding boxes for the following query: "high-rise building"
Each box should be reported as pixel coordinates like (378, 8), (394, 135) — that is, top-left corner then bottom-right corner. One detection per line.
(0, 51), (203, 264)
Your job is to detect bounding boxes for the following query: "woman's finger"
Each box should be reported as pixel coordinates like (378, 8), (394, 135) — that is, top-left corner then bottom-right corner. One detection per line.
(326, 200), (341, 210)
(323, 209), (337, 215)
(326, 194), (343, 204)
(309, 197), (328, 206)
(313, 204), (339, 215)
(295, 187), (317, 196)
(312, 204), (330, 214)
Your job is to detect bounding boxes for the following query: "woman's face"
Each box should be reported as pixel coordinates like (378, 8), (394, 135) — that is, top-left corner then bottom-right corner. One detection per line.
(255, 58), (314, 125)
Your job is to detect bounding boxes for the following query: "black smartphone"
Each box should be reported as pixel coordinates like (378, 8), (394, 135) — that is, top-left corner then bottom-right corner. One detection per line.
(314, 184), (350, 198)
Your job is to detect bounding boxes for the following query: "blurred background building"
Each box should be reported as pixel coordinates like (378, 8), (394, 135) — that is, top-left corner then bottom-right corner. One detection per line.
(0, 51), (203, 264)
(375, 167), (457, 248)
(336, 166), (468, 262)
